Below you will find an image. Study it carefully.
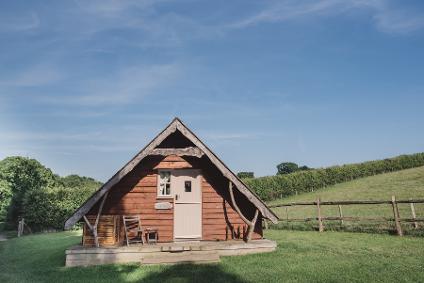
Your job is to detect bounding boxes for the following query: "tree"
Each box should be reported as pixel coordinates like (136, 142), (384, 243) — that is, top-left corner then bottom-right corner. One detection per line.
(276, 162), (299, 175)
(0, 179), (12, 221)
(237, 172), (254, 179)
(59, 174), (102, 190)
(299, 165), (311, 171)
(0, 157), (57, 225)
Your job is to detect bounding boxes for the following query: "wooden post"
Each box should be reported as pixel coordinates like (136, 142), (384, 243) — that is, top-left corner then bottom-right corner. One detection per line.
(83, 192), (109, 247)
(391, 195), (403, 236)
(316, 197), (324, 232)
(285, 207), (289, 222)
(263, 219), (269, 230)
(17, 218), (24, 237)
(229, 181), (259, 241)
(410, 201), (418, 229)
(338, 205), (344, 226)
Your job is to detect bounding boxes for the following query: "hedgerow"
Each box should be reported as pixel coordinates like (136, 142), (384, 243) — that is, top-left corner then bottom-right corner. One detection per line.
(244, 153), (424, 201)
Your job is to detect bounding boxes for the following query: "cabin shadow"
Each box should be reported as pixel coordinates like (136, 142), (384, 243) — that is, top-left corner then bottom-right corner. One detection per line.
(138, 263), (248, 283)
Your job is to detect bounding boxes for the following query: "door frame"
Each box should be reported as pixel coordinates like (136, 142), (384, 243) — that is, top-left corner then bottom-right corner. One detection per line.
(171, 169), (202, 241)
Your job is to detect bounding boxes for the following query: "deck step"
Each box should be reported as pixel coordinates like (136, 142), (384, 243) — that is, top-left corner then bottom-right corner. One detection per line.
(141, 251), (220, 265)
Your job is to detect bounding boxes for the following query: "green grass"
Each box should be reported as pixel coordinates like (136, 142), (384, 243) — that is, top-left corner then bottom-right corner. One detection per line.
(268, 166), (424, 234)
(1, 230), (424, 282)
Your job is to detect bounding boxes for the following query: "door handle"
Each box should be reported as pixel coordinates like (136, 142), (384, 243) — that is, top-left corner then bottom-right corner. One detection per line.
(175, 194), (179, 200)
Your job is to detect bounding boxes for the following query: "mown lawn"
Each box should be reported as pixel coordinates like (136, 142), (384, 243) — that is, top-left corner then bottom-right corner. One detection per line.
(268, 166), (424, 234)
(1, 230), (424, 282)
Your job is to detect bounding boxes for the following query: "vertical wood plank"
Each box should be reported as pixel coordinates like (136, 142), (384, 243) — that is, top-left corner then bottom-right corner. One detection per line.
(391, 195), (403, 236)
(317, 197), (324, 232)
(410, 201), (418, 229)
(338, 205), (344, 226)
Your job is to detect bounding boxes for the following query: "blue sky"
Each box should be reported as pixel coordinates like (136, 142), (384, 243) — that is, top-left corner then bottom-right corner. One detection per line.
(1, 0), (424, 181)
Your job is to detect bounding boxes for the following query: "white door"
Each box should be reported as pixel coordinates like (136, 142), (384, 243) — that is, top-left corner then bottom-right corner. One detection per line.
(172, 169), (202, 240)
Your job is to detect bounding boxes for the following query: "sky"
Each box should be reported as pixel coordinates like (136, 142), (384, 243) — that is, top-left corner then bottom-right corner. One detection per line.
(1, 0), (424, 181)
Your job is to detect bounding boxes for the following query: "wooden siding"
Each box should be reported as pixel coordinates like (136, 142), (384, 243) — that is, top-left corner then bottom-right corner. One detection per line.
(83, 215), (119, 246)
(202, 178), (262, 241)
(83, 154), (262, 246)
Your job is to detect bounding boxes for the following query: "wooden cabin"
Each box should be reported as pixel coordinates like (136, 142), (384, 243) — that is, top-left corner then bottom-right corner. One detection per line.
(64, 118), (278, 247)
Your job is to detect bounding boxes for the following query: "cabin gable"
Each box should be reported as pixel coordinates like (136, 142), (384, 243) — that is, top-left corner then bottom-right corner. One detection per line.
(66, 118), (276, 247)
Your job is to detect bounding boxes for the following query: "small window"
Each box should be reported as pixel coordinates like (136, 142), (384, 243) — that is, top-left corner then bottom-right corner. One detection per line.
(158, 171), (171, 196)
(185, 181), (192, 192)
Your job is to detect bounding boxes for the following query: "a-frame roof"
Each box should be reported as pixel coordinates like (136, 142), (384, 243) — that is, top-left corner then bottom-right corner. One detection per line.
(64, 118), (278, 229)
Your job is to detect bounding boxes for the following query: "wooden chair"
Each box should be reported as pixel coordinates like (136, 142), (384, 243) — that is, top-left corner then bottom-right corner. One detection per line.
(122, 215), (144, 246)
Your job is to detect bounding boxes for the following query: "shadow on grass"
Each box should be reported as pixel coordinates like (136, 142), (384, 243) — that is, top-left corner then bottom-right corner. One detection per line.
(139, 263), (247, 283)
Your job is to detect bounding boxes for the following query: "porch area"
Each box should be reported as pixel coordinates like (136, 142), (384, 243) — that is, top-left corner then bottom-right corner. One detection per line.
(65, 239), (277, 267)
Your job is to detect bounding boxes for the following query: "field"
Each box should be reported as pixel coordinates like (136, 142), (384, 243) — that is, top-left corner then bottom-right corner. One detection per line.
(268, 166), (424, 234)
(1, 229), (424, 282)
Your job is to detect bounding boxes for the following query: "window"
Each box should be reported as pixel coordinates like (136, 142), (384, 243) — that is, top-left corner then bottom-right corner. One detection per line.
(158, 171), (171, 196)
(185, 181), (192, 192)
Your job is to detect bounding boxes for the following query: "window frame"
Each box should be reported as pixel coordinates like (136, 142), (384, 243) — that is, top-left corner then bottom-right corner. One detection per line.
(157, 170), (172, 198)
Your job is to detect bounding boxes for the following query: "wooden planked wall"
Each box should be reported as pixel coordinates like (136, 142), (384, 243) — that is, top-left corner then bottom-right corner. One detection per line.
(202, 175), (262, 241)
(83, 155), (262, 246)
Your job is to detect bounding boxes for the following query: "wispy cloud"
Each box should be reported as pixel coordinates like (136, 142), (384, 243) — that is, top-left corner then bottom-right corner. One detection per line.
(0, 12), (40, 32)
(0, 64), (65, 87)
(69, 63), (181, 106)
(229, 0), (424, 34)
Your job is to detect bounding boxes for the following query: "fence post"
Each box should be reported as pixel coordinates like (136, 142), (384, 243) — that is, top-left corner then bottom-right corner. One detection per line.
(410, 200), (418, 229)
(17, 218), (24, 237)
(317, 197), (324, 232)
(391, 195), (403, 236)
(338, 205), (344, 226)
(285, 207), (289, 222)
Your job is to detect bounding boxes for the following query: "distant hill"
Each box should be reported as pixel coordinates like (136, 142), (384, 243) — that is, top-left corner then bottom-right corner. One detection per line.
(268, 166), (424, 234)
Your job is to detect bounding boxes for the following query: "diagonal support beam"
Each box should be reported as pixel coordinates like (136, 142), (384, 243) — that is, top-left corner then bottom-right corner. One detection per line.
(229, 181), (259, 242)
(83, 191), (109, 247)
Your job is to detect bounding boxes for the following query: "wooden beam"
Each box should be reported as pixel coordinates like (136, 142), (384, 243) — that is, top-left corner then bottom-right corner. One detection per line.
(228, 181), (259, 242)
(410, 201), (418, 229)
(150, 147), (204, 158)
(338, 205), (344, 226)
(83, 192), (109, 247)
(316, 197), (324, 232)
(269, 198), (424, 208)
(391, 195), (403, 236)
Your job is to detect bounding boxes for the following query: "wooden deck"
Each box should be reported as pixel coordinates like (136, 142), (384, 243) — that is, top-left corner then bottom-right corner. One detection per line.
(65, 239), (277, 267)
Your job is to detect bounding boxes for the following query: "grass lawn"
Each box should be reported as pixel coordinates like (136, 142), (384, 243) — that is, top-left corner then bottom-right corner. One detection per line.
(1, 230), (424, 282)
(268, 166), (424, 234)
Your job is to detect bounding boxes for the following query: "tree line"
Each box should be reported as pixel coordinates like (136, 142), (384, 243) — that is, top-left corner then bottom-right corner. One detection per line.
(0, 156), (102, 231)
(242, 152), (424, 201)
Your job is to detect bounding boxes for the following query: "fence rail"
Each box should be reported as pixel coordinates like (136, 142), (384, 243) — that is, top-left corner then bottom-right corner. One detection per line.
(268, 195), (423, 236)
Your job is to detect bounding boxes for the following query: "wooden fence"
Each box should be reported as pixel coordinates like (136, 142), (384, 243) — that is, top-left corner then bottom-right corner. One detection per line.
(268, 196), (424, 236)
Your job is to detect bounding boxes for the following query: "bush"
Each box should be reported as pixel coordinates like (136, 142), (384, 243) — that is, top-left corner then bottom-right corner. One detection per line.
(245, 153), (424, 201)
(22, 186), (96, 231)
(237, 172), (254, 179)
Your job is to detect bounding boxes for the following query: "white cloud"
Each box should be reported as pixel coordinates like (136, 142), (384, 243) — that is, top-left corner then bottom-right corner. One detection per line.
(229, 0), (424, 34)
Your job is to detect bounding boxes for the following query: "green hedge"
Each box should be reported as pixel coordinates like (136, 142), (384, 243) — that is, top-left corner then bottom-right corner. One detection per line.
(244, 153), (424, 201)
(22, 186), (96, 230)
